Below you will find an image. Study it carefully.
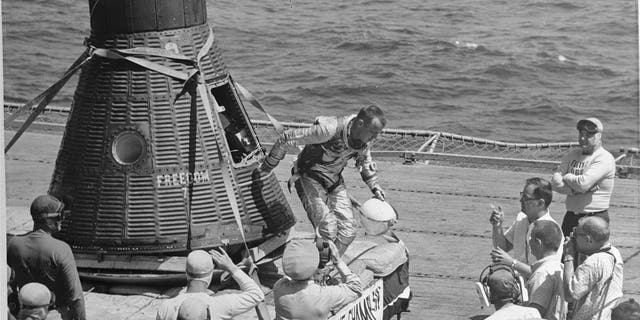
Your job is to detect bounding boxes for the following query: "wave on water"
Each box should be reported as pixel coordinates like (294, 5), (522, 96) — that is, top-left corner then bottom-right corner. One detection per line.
(522, 35), (572, 43)
(524, 1), (583, 10)
(427, 103), (466, 113)
(500, 103), (564, 117)
(2, 0), (637, 147)
(453, 40), (478, 50)
(585, 21), (637, 36)
(480, 63), (538, 80)
(334, 39), (407, 52)
(533, 60), (617, 78)
(362, 68), (397, 80)
(426, 39), (508, 58)
(357, 0), (396, 5)
(385, 27), (421, 36)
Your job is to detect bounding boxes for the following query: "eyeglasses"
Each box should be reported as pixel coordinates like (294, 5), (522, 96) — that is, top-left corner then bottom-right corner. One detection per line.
(519, 192), (537, 201)
(578, 129), (597, 137)
(578, 121), (598, 131)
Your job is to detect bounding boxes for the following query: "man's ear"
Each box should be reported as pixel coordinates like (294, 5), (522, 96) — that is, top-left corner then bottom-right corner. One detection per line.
(536, 199), (545, 208)
(356, 118), (365, 127)
(535, 237), (542, 248)
(586, 234), (594, 244)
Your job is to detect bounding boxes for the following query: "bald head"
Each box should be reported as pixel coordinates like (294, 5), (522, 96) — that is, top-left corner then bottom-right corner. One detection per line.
(177, 298), (208, 320)
(580, 216), (610, 243)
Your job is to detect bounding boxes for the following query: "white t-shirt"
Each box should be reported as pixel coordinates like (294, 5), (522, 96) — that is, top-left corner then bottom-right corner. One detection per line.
(504, 211), (563, 265)
(527, 255), (566, 320)
(486, 303), (541, 320)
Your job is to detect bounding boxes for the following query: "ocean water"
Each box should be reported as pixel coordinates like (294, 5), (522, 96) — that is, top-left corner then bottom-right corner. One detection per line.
(2, 0), (638, 148)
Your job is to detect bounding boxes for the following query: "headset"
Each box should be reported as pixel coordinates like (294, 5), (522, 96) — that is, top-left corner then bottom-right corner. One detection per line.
(474, 264), (529, 308)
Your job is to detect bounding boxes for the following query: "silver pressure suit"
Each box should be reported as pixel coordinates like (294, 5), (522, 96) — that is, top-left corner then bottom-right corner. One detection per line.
(265, 114), (381, 252)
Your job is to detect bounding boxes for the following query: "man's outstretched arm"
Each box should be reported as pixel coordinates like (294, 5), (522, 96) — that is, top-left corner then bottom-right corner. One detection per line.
(356, 147), (384, 200)
(261, 117), (337, 172)
(209, 249), (265, 318)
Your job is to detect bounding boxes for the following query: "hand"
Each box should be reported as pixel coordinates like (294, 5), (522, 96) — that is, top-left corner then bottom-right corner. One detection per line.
(489, 205), (504, 227)
(563, 236), (576, 259)
(258, 161), (275, 174)
(372, 187), (385, 201)
(209, 248), (238, 273)
(551, 172), (564, 187)
(326, 240), (342, 264)
(490, 247), (514, 266)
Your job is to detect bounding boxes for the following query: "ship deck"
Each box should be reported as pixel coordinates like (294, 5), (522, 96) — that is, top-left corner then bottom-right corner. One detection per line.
(5, 130), (639, 320)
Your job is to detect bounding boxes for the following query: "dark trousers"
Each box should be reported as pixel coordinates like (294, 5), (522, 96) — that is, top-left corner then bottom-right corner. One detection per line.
(561, 209), (610, 237)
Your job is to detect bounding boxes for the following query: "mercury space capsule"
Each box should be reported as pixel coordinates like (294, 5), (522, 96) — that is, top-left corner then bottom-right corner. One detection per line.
(48, 0), (296, 256)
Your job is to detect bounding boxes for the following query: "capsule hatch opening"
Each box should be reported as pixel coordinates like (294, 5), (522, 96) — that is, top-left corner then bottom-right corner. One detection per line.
(210, 83), (260, 164)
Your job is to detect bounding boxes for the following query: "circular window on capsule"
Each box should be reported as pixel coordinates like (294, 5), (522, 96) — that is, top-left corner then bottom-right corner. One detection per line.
(112, 131), (145, 165)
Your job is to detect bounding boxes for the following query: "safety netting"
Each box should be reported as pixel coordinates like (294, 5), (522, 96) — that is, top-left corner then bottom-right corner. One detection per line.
(4, 103), (638, 178)
(251, 120), (639, 178)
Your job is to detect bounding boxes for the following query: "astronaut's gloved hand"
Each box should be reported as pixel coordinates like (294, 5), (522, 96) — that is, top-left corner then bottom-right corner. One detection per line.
(258, 159), (278, 174)
(372, 187), (385, 201)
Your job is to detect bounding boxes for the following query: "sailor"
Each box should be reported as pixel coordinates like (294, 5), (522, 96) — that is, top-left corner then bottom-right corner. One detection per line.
(260, 105), (387, 255)
(551, 117), (616, 237)
(17, 282), (52, 320)
(7, 195), (86, 320)
(156, 248), (264, 320)
(273, 239), (362, 320)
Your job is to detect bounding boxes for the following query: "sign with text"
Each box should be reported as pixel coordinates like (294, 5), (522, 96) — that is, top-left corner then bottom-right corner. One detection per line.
(330, 279), (383, 320)
(155, 169), (210, 188)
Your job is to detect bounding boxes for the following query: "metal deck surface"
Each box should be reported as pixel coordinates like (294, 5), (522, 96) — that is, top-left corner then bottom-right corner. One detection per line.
(5, 130), (639, 320)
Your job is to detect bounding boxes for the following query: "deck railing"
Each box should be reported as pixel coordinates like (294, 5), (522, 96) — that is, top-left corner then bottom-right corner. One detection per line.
(5, 102), (639, 176)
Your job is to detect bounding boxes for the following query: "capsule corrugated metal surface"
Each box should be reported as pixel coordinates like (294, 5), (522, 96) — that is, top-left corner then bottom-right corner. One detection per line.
(50, 0), (296, 254)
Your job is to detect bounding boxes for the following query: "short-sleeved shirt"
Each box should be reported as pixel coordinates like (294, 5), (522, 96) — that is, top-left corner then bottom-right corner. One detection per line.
(274, 274), (362, 320)
(485, 304), (541, 320)
(504, 211), (563, 265)
(569, 246), (624, 320)
(527, 255), (566, 320)
(7, 230), (83, 307)
(156, 269), (265, 320)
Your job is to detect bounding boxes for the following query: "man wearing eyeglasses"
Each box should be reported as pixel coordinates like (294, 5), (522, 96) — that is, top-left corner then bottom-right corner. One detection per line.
(551, 117), (616, 237)
(489, 178), (563, 279)
(7, 195), (86, 320)
(562, 216), (623, 320)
